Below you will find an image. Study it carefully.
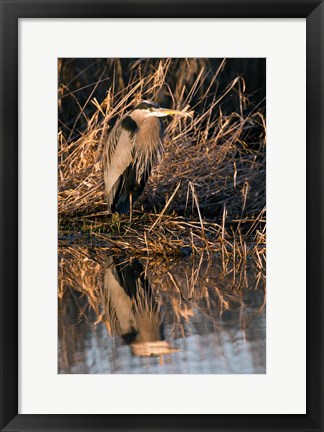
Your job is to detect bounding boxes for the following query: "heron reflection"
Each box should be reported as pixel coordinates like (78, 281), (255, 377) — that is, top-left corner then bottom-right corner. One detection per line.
(104, 256), (179, 357)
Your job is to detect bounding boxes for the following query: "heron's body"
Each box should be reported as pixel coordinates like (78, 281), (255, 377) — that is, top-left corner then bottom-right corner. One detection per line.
(103, 101), (190, 214)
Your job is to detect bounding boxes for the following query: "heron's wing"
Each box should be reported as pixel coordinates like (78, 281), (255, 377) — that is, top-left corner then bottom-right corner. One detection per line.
(103, 120), (122, 167)
(103, 115), (164, 213)
(103, 121), (135, 210)
(112, 118), (164, 213)
(111, 163), (147, 213)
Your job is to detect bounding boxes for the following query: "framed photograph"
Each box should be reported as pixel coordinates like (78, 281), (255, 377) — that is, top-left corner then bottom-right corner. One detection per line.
(1, 0), (323, 431)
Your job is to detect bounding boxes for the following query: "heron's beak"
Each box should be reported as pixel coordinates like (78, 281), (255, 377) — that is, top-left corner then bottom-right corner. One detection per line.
(149, 108), (193, 118)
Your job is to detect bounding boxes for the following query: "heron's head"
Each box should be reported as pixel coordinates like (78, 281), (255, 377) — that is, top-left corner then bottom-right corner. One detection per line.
(131, 100), (192, 124)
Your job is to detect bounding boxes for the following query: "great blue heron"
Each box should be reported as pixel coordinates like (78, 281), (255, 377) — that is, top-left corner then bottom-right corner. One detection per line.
(103, 100), (191, 214)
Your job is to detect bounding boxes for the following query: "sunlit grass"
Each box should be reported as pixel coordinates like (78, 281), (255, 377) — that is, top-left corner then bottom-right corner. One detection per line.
(58, 58), (266, 224)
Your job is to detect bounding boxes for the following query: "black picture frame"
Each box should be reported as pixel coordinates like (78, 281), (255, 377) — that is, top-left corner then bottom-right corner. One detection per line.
(1, 1), (323, 431)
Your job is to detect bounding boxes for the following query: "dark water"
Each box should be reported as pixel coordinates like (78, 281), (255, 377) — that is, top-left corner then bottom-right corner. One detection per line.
(58, 243), (266, 374)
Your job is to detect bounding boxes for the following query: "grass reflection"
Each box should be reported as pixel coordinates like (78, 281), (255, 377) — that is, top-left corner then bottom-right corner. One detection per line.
(58, 242), (265, 373)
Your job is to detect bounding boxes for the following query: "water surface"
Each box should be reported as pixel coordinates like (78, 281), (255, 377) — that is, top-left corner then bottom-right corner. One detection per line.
(58, 241), (266, 374)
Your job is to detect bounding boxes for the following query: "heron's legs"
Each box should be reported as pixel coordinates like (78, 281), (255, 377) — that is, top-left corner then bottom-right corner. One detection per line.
(129, 192), (133, 223)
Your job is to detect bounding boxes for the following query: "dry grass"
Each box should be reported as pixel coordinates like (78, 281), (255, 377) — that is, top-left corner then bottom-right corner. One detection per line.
(58, 242), (266, 301)
(58, 58), (266, 223)
(58, 59), (266, 371)
(59, 212), (266, 287)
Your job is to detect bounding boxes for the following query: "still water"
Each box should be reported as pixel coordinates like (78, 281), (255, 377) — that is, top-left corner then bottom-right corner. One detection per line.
(58, 241), (266, 374)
